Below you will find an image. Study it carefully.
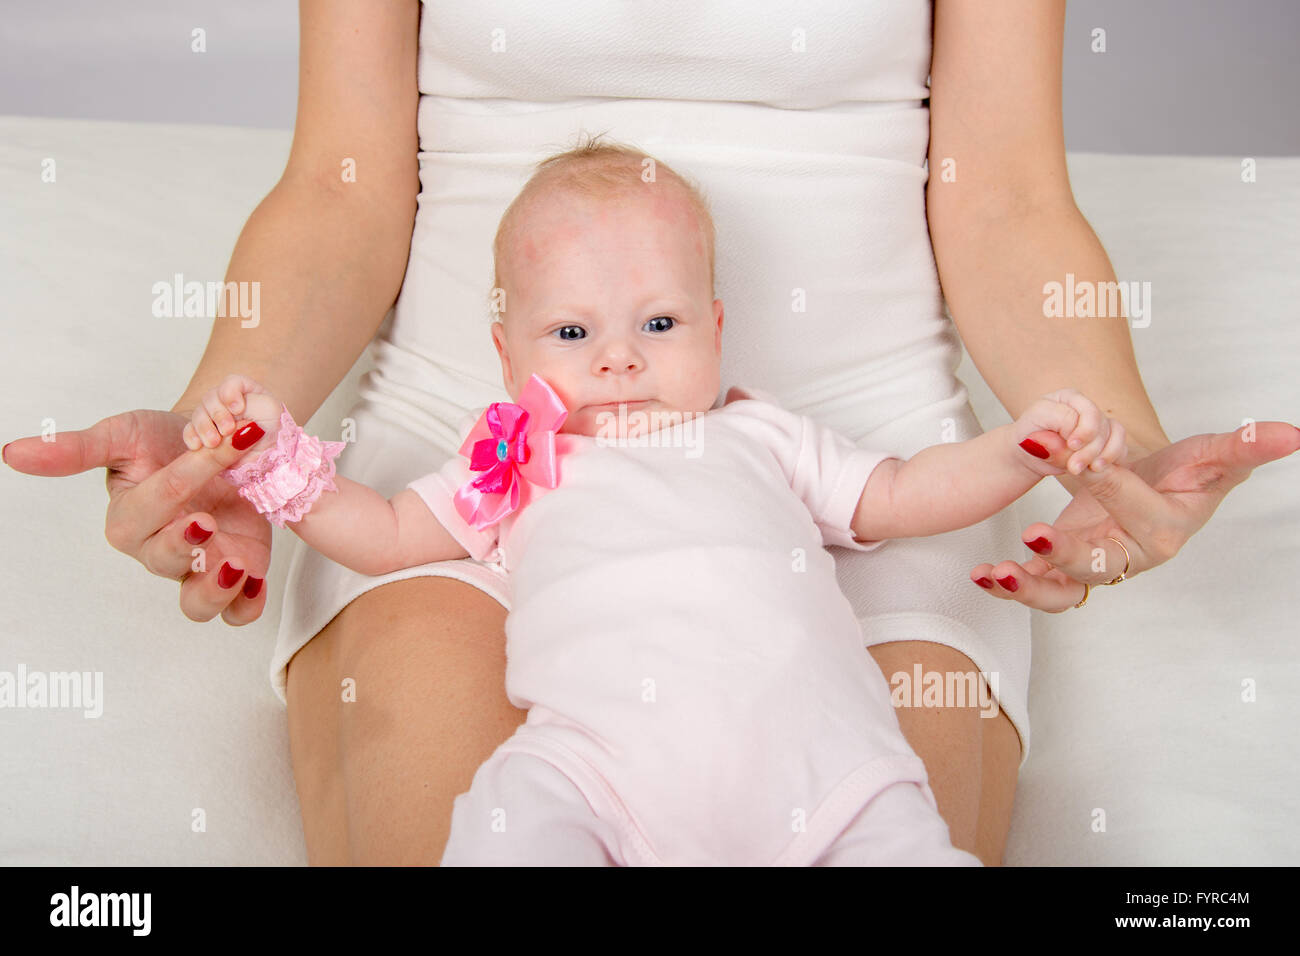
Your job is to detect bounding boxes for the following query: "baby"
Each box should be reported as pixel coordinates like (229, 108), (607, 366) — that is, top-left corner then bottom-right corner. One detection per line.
(184, 143), (1126, 866)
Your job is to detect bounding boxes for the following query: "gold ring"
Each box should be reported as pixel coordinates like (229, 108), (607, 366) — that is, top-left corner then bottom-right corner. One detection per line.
(1072, 536), (1132, 609)
(1102, 535), (1131, 585)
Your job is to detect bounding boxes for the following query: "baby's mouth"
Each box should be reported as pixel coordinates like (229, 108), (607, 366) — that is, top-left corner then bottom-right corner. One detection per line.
(587, 400), (651, 412)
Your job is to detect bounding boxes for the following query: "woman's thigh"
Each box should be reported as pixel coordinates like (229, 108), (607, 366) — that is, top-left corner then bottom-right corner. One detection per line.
(867, 640), (1020, 867)
(283, 578), (1018, 866)
(285, 575), (526, 865)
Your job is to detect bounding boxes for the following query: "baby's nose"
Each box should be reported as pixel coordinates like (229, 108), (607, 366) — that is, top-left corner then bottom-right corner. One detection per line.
(599, 356), (641, 373)
(595, 340), (644, 373)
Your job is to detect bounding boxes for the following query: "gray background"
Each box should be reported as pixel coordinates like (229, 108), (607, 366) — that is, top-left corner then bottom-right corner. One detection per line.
(0, 0), (1297, 155)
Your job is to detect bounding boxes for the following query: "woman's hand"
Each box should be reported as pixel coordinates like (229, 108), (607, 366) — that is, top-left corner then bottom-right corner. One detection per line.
(2, 407), (274, 625)
(971, 421), (1300, 611)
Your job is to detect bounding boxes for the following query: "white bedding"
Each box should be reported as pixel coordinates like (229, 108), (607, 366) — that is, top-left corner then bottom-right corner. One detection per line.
(1, 114), (1296, 865)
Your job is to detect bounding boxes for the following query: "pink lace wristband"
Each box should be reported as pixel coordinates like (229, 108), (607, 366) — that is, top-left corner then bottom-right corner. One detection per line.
(219, 403), (347, 529)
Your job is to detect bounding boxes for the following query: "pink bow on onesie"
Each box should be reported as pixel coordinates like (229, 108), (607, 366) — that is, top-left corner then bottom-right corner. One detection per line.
(452, 373), (570, 532)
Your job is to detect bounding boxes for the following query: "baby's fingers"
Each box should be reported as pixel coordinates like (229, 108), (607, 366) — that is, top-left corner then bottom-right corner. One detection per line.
(186, 407), (226, 450)
(216, 374), (271, 417)
(1064, 397), (1106, 452)
(1084, 419), (1127, 473)
(197, 389), (244, 444)
(1066, 417), (1112, 475)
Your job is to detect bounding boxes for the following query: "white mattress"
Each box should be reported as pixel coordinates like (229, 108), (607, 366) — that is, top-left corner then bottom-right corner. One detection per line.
(1, 114), (1297, 865)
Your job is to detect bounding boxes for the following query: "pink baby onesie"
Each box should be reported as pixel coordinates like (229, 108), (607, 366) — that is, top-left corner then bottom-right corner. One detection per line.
(409, 386), (978, 866)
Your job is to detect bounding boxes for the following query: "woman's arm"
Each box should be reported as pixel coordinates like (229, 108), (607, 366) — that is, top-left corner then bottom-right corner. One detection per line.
(926, 0), (1172, 497)
(932, 206), (1170, 497)
(171, 0), (421, 423)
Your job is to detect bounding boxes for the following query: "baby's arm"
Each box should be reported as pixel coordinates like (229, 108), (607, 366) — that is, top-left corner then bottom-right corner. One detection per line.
(275, 480), (470, 576)
(850, 388), (1127, 542)
(188, 374), (470, 575)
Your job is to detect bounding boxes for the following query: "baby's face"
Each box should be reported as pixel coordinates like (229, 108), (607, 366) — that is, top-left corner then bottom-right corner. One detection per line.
(491, 185), (723, 438)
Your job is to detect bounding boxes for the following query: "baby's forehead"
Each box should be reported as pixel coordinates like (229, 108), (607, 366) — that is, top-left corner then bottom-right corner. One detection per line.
(529, 173), (694, 220)
(507, 201), (696, 271)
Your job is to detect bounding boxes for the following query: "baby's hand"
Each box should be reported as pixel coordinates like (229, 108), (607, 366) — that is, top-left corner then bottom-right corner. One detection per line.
(182, 374), (283, 460)
(1013, 388), (1128, 477)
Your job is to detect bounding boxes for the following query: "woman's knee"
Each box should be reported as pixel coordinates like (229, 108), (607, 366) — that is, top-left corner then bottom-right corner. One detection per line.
(976, 706), (1020, 866)
(288, 576), (505, 745)
(290, 575), (512, 697)
(866, 639), (1015, 865)
(285, 575), (525, 864)
(328, 576), (523, 757)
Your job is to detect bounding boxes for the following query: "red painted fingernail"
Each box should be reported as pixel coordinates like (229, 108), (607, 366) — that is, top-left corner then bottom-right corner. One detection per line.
(996, 575), (1019, 592)
(218, 561), (243, 589)
(1019, 438), (1050, 459)
(975, 577), (995, 589)
(1025, 536), (1052, 555)
(232, 422), (265, 451)
(184, 521), (213, 545)
(242, 576), (263, 599)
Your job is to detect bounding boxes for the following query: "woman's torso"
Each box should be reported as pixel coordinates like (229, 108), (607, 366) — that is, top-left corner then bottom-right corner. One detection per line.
(361, 0), (970, 460)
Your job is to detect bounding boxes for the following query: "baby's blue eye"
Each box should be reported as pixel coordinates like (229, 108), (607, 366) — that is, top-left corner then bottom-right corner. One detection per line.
(554, 325), (585, 341)
(645, 316), (675, 332)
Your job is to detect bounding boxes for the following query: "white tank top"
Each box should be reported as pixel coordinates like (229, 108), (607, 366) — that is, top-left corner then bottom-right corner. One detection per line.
(361, 0), (961, 461)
